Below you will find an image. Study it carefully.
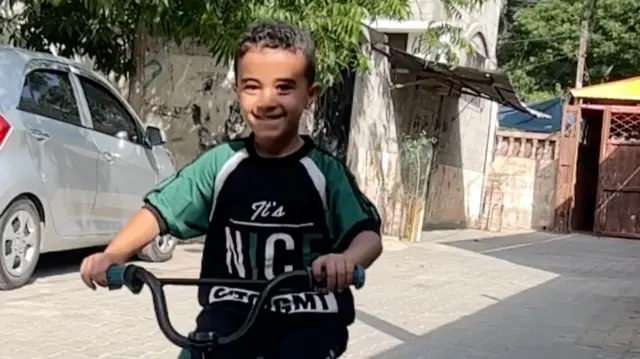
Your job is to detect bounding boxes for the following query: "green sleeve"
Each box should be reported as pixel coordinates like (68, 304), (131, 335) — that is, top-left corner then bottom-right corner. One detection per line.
(143, 145), (234, 239)
(326, 163), (381, 251)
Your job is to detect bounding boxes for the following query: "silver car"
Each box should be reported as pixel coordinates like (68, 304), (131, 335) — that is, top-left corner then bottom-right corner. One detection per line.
(0, 47), (178, 290)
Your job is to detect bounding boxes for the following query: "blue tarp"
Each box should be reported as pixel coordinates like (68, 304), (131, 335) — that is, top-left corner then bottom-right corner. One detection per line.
(498, 97), (564, 133)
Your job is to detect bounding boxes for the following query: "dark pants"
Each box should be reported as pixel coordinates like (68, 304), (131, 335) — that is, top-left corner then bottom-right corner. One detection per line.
(178, 303), (349, 359)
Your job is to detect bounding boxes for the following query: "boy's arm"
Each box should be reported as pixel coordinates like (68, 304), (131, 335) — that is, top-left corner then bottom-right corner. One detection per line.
(343, 231), (382, 269)
(103, 152), (217, 263)
(103, 208), (163, 263)
(329, 166), (382, 268)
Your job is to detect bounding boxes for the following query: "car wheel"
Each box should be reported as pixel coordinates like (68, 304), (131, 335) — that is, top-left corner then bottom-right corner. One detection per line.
(137, 234), (176, 262)
(0, 199), (42, 290)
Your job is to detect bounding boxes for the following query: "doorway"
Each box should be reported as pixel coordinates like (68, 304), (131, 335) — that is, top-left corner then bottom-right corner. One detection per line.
(572, 108), (603, 232)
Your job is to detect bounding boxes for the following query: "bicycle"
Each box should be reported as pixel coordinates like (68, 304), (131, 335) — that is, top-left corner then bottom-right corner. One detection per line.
(105, 264), (366, 357)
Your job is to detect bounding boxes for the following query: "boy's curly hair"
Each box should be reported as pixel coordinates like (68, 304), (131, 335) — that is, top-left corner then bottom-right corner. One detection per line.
(234, 20), (316, 84)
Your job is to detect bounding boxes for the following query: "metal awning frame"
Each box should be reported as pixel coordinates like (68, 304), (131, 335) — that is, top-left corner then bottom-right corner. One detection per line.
(372, 44), (550, 119)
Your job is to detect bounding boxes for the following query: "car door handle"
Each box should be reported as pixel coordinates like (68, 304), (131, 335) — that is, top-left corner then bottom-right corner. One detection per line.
(102, 152), (119, 163)
(28, 129), (50, 142)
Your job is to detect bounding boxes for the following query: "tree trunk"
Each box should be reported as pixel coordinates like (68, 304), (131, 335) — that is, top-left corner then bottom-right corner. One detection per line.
(128, 17), (147, 119)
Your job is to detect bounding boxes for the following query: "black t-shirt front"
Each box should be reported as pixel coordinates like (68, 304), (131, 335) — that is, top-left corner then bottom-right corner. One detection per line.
(145, 135), (381, 324)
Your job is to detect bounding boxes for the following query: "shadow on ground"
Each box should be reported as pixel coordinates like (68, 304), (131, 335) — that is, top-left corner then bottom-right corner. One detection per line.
(30, 239), (204, 284)
(29, 245), (142, 285)
(29, 246), (103, 284)
(29, 245), (167, 285)
(360, 232), (640, 359)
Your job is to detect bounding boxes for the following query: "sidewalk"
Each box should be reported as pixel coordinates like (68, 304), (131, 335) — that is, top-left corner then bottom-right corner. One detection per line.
(2, 230), (640, 358)
(368, 230), (640, 358)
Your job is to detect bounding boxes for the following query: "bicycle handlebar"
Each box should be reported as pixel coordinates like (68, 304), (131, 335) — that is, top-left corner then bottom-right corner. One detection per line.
(105, 264), (365, 350)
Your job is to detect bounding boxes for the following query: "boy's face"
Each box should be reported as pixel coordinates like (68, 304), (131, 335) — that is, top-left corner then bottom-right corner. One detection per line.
(235, 46), (318, 145)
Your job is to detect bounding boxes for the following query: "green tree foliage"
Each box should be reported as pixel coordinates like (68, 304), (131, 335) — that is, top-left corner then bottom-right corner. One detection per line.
(4, 1), (137, 77)
(3, 0), (409, 86)
(1, 0), (489, 118)
(419, 0), (487, 63)
(3, 0), (490, 82)
(498, 0), (640, 101)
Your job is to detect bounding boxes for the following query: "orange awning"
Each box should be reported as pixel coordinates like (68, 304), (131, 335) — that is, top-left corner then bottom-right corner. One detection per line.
(570, 76), (640, 101)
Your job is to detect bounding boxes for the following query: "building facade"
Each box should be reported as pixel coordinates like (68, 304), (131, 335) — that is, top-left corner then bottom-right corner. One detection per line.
(348, 0), (505, 236)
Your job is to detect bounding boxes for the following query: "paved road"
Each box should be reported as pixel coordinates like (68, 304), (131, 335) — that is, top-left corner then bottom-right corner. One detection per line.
(3, 231), (640, 358)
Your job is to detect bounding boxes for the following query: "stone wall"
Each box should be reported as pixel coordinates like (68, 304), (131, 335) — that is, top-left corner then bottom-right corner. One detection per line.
(480, 130), (558, 231)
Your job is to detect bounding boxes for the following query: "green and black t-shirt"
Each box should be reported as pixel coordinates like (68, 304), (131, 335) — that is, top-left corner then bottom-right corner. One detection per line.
(143, 135), (380, 323)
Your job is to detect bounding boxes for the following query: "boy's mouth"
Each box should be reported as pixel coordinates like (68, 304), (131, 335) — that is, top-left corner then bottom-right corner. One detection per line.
(253, 113), (286, 121)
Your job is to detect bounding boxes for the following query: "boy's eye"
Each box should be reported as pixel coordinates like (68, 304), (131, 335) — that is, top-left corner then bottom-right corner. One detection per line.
(242, 85), (261, 94)
(276, 84), (295, 92)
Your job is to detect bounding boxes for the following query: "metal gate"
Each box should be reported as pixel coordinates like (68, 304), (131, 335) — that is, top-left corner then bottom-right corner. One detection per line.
(554, 104), (581, 233)
(595, 107), (640, 238)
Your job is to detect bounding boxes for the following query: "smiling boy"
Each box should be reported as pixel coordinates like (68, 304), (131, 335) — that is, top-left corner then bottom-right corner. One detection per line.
(80, 20), (382, 358)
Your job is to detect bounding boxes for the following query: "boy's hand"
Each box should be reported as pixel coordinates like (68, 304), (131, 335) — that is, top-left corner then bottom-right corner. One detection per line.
(80, 252), (119, 290)
(312, 253), (355, 293)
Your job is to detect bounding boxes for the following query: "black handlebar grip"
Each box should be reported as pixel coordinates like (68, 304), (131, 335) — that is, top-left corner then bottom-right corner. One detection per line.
(313, 265), (366, 290)
(106, 265), (127, 290)
(352, 265), (365, 289)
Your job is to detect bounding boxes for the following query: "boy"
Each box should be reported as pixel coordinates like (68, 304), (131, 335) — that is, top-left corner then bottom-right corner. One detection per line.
(80, 20), (382, 359)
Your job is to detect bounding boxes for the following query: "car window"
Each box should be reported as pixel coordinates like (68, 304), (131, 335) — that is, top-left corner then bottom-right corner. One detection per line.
(18, 70), (82, 126)
(79, 77), (141, 143)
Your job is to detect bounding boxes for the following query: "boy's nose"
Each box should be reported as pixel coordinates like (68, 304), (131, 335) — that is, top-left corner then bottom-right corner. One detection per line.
(257, 88), (277, 106)
(255, 103), (279, 115)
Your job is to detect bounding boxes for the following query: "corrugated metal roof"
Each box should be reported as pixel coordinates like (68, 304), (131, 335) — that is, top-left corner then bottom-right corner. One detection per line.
(381, 46), (550, 119)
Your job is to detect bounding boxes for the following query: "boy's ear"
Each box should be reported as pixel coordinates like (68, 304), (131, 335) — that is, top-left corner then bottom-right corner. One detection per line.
(307, 83), (320, 109)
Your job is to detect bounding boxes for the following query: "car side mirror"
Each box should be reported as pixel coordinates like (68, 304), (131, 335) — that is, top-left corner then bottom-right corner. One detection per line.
(145, 126), (165, 147)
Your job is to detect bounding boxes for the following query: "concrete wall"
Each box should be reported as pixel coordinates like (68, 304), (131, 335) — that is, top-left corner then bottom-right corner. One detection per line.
(77, 38), (237, 169)
(346, 37), (403, 235)
(480, 131), (558, 231)
(141, 39), (237, 168)
(407, 0), (503, 229)
(346, 32), (437, 238)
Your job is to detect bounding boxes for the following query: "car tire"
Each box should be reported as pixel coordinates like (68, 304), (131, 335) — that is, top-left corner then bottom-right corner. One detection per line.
(0, 198), (42, 290)
(137, 234), (176, 262)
